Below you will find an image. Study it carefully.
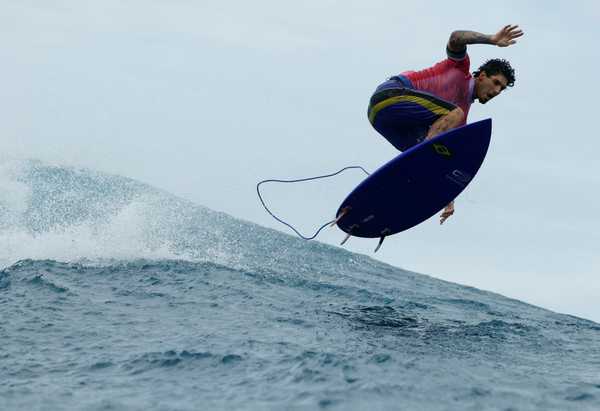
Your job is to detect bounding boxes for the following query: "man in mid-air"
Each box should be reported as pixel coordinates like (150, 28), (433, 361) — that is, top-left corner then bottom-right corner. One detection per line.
(368, 25), (523, 224)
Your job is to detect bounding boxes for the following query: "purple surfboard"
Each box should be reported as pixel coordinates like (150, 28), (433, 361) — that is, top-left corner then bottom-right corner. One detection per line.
(336, 119), (492, 238)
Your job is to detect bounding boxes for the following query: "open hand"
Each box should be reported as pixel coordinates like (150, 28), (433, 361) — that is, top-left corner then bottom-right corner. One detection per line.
(492, 25), (523, 47)
(440, 201), (454, 225)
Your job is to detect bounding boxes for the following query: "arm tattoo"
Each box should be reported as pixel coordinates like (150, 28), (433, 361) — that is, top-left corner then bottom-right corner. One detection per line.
(448, 30), (493, 52)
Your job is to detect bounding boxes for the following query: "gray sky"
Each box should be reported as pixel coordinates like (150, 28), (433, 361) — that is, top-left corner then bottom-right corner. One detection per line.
(2, 1), (599, 321)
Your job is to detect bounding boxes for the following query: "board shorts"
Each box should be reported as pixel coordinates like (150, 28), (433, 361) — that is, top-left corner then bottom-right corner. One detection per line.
(368, 75), (457, 152)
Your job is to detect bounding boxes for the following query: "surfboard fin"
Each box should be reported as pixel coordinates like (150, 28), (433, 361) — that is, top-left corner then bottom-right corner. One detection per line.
(340, 233), (351, 245)
(374, 236), (385, 252)
(341, 223), (359, 245)
(374, 229), (391, 253)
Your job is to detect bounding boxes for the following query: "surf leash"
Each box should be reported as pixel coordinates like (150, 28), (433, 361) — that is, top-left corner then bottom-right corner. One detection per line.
(256, 166), (370, 240)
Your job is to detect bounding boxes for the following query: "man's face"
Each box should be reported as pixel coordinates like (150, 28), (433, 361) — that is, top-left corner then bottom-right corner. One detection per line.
(475, 72), (508, 104)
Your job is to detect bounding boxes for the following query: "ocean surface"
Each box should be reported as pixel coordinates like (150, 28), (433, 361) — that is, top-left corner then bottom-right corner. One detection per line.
(1, 159), (600, 411)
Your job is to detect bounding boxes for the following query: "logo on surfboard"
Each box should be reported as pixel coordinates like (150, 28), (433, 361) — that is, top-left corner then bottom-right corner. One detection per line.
(445, 169), (472, 188)
(432, 143), (452, 157)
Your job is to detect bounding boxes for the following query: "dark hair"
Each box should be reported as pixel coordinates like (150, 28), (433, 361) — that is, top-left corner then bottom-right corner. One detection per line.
(473, 59), (515, 87)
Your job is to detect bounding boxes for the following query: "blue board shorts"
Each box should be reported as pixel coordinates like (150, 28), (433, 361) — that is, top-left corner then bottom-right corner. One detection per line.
(368, 75), (457, 152)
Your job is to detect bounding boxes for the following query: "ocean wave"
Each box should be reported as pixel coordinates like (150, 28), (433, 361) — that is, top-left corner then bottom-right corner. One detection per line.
(2, 159), (600, 410)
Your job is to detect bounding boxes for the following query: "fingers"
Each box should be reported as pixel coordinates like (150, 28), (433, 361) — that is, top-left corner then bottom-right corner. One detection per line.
(510, 29), (524, 39)
(503, 24), (524, 39)
(439, 208), (454, 225)
(439, 212), (451, 225)
(496, 24), (523, 47)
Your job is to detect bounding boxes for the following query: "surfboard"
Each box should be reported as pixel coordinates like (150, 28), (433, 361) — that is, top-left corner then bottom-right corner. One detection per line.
(335, 118), (492, 239)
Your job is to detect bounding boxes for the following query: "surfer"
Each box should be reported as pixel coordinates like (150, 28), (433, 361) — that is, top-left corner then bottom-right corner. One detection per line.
(368, 25), (523, 224)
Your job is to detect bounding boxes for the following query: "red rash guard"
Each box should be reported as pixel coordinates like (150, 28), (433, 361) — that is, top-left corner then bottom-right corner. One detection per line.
(402, 51), (475, 125)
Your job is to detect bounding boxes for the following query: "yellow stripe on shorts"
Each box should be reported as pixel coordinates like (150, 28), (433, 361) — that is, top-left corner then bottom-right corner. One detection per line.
(368, 95), (452, 124)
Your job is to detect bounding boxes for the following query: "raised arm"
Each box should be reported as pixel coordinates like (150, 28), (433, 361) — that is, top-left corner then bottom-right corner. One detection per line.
(447, 25), (523, 54)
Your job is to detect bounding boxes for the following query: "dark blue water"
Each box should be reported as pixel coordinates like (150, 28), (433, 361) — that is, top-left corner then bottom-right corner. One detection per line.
(1, 160), (600, 410)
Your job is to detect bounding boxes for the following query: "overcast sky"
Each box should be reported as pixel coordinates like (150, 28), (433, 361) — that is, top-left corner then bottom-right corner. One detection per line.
(1, 1), (599, 321)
